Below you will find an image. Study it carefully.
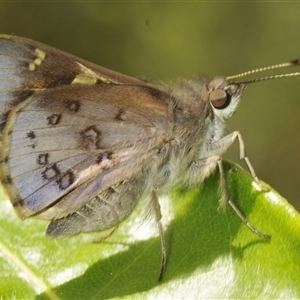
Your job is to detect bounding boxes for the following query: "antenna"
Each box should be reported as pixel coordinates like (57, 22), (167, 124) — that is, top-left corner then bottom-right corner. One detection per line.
(226, 59), (300, 84)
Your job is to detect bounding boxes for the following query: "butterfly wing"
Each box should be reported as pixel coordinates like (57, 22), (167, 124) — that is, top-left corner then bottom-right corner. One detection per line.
(0, 34), (158, 134)
(0, 35), (171, 221)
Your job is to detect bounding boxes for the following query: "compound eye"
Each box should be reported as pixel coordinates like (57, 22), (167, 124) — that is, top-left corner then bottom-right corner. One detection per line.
(209, 89), (231, 109)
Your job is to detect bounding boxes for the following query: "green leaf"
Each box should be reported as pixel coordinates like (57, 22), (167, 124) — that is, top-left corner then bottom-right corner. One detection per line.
(0, 161), (300, 299)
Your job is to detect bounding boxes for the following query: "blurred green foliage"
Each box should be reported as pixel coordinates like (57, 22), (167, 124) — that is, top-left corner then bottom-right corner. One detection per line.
(1, 162), (300, 298)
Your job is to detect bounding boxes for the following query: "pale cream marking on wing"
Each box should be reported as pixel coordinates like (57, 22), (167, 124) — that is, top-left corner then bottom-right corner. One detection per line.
(75, 210), (89, 219)
(71, 62), (118, 85)
(85, 203), (94, 210)
(97, 193), (109, 202)
(28, 48), (46, 72)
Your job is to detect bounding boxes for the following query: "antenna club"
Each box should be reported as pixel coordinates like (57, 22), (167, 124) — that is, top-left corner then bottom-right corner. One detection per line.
(291, 59), (300, 65)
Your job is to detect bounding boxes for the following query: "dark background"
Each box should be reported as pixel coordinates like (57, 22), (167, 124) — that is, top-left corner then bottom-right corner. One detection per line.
(1, 2), (300, 211)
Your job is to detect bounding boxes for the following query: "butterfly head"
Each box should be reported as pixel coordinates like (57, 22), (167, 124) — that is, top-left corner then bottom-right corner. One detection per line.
(207, 77), (245, 120)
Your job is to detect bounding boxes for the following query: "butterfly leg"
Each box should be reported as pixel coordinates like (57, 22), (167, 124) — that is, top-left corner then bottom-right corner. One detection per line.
(210, 131), (270, 238)
(188, 130), (271, 239)
(211, 131), (267, 191)
(187, 131), (264, 190)
(233, 131), (268, 192)
(216, 159), (271, 239)
(151, 191), (167, 281)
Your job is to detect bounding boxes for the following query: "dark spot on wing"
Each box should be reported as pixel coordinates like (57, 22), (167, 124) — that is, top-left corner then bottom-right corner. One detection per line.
(80, 126), (102, 150)
(27, 131), (36, 139)
(47, 114), (61, 126)
(115, 109), (127, 121)
(96, 152), (113, 164)
(42, 163), (60, 180)
(56, 170), (75, 190)
(37, 153), (49, 165)
(64, 100), (81, 112)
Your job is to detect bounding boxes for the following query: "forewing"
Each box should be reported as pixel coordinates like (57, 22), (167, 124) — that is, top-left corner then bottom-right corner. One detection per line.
(0, 34), (156, 138)
(0, 35), (170, 219)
